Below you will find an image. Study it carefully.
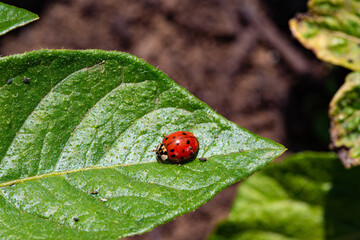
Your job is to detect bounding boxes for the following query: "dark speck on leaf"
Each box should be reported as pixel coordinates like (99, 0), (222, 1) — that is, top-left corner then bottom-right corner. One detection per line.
(348, 59), (354, 63)
(90, 190), (98, 194)
(73, 217), (79, 222)
(23, 77), (30, 84)
(6, 78), (13, 84)
(199, 158), (207, 162)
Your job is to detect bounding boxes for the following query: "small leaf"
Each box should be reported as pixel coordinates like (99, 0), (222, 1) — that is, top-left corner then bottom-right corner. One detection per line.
(210, 151), (360, 240)
(329, 72), (360, 168)
(0, 50), (285, 239)
(289, 0), (360, 71)
(0, 2), (39, 36)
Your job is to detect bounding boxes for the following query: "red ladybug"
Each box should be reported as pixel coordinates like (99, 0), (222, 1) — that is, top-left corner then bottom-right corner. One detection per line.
(156, 131), (199, 163)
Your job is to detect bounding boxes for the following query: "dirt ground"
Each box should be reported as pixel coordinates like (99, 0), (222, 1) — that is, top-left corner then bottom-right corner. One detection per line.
(0, 0), (341, 239)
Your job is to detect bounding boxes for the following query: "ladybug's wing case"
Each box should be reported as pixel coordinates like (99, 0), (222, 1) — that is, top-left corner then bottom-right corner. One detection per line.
(166, 136), (199, 162)
(163, 131), (195, 144)
(160, 131), (199, 162)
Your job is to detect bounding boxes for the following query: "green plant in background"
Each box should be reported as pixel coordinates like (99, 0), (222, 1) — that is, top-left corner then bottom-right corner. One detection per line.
(0, 2), (38, 36)
(329, 72), (360, 167)
(210, 152), (360, 240)
(290, 0), (360, 168)
(211, 1), (360, 239)
(0, 5), (285, 240)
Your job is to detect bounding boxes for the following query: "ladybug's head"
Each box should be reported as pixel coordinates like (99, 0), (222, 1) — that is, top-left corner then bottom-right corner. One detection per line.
(156, 143), (168, 161)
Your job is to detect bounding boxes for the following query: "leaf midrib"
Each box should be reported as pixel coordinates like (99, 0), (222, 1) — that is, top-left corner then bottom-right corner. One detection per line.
(0, 147), (282, 188)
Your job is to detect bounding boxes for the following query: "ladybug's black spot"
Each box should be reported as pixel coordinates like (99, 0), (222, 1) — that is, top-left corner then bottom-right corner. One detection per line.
(182, 150), (185, 152)
(181, 157), (184, 160)
(186, 140), (190, 144)
(173, 136), (176, 139)
(170, 149), (175, 152)
(165, 137), (168, 140)
(176, 142), (179, 145)
(171, 154), (175, 158)
(182, 132), (187, 135)
(189, 146), (193, 150)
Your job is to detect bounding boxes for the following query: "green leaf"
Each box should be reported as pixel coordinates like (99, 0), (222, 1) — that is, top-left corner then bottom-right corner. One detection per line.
(0, 49), (285, 239)
(329, 72), (360, 168)
(289, 0), (360, 71)
(0, 2), (39, 36)
(210, 151), (360, 240)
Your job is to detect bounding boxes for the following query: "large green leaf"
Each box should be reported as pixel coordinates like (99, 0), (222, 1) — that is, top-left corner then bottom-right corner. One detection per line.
(289, 0), (360, 71)
(329, 72), (360, 167)
(0, 50), (285, 239)
(210, 151), (360, 240)
(0, 2), (38, 36)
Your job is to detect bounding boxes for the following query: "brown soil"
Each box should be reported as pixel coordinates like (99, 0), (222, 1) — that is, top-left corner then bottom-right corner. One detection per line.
(0, 0), (331, 239)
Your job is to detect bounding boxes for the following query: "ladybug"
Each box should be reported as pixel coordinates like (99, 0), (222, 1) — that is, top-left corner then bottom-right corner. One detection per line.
(156, 131), (199, 163)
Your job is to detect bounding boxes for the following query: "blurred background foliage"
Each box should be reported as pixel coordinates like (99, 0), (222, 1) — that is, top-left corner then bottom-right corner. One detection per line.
(210, 152), (360, 240)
